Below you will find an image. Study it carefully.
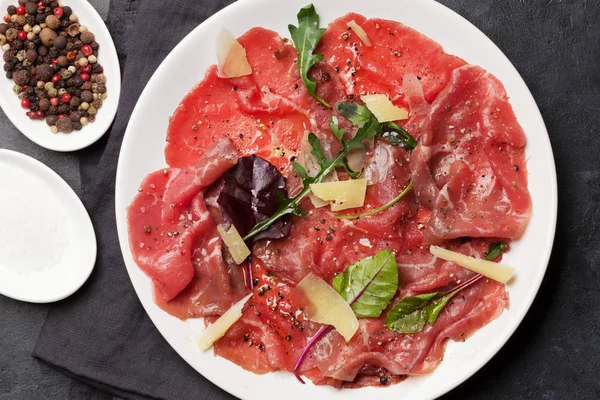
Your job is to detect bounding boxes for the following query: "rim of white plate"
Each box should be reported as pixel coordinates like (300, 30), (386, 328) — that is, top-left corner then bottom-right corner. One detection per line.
(0, 149), (97, 303)
(115, 0), (557, 399)
(0, 0), (121, 152)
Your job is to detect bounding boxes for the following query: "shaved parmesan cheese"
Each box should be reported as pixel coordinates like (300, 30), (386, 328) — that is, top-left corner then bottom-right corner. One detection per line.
(310, 179), (367, 211)
(361, 94), (409, 122)
(216, 29), (252, 78)
(217, 224), (251, 264)
(295, 273), (359, 342)
(347, 20), (372, 47)
(430, 246), (515, 284)
(309, 194), (330, 208)
(195, 293), (252, 351)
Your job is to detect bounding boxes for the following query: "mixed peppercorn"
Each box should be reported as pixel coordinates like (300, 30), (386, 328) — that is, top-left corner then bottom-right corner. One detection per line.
(0, 0), (107, 133)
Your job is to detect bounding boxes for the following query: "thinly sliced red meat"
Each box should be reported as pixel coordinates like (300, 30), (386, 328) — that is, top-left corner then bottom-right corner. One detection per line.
(297, 240), (508, 383)
(128, 139), (242, 303)
(162, 137), (238, 222)
(212, 258), (318, 373)
(318, 13), (466, 104)
(407, 65), (531, 243)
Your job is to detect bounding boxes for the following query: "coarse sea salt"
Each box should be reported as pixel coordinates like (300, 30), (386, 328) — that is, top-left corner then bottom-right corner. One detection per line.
(0, 161), (71, 275)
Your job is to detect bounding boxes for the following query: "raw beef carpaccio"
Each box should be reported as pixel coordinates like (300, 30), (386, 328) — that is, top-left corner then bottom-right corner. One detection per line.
(127, 12), (530, 388)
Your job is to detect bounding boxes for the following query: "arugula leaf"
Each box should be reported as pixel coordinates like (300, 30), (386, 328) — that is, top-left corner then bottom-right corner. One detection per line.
(288, 4), (331, 108)
(336, 101), (417, 150)
(484, 242), (507, 261)
(332, 249), (398, 318)
(335, 102), (372, 127)
(382, 122), (418, 150)
(336, 181), (413, 220)
(385, 273), (483, 333)
(329, 115), (345, 143)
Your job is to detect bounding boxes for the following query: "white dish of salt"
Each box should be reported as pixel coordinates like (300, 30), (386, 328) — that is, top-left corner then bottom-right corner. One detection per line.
(0, 149), (96, 303)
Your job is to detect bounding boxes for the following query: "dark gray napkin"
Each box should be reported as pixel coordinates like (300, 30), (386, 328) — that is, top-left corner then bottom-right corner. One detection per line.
(31, 0), (600, 400)
(33, 1), (235, 399)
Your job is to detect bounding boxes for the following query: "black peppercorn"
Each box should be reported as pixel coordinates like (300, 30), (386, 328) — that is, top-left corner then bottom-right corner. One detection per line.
(17, 0), (28, 6)
(7, 5), (17, 15)
(92, 64), (103, 74)
(69, 110), (81, 121)
(0, 23), (8, 35)
(57, 104), (69, 114)
(54, 79), (65, 89)
(25, 50), (37, 63)
(53, 36), (67, 50)
(72, 121), (82, 131)
(35, 13), (45, 24)
(13, 39), (23, 50)
(36, 63), (53, 81)
(48, 48), (59, 59)
(12, 70), (30, 86)
(25, 2), (37, 15)
(39, 98), (50, 111)
(6, 71), (13, 79)
(47, 105), (58, 115)
(45, 114), (58, 126)
(56, 117), (73, 133)
(62, 6), (72, 17)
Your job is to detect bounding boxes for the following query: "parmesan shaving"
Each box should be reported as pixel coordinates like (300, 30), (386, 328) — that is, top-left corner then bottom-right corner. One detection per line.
(361, 94), (409, 122)
(195, 293), (253, 351)
(295, 273), (359, 342)
(430, 246), (515, 283)
(347, 20), (372, 47)
(216, 29), (252, 78)
(310, 179), (367, 211)
(217, 224), (251, 264)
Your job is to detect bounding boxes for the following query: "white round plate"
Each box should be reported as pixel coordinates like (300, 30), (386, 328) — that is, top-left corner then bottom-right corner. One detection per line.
(0, 0), (120, 152)
(115, 0), (557, 399)
(0, 149), (96, 302)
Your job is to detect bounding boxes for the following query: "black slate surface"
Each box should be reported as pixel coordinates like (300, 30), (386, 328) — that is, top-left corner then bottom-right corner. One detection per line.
(1, 0), (599, 399)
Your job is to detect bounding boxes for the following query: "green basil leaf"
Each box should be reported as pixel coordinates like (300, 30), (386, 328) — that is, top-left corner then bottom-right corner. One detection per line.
(335, 101), (372, 127)
(332, 249), (398, 318)
(288, 4), (330, 108)
(484, 242), (508, 260)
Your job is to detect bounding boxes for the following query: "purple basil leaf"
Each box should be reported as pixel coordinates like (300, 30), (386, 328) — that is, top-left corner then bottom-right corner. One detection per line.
(215, 155), (291, 243)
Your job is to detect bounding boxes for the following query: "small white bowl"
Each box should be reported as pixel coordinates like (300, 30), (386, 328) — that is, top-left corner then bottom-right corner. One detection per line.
(0, 0), (120, 152)
(0, 149), (96, 303)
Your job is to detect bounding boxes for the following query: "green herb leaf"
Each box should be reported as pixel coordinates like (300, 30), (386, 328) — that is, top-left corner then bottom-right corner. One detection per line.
(288, 4), (330, 108)
(329, 115), (345, 143)
(292, 161), (311, 183)
(385, 274), (483, 333)
(308, 132), (327, 169)
(336, 181), (413, 220)
(484, 242), (508, 261)
(385, 292), (441, 333)
(332, 249), (398, 318)
(382, 122), (417, 150)
(335, 101), (372, 127)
